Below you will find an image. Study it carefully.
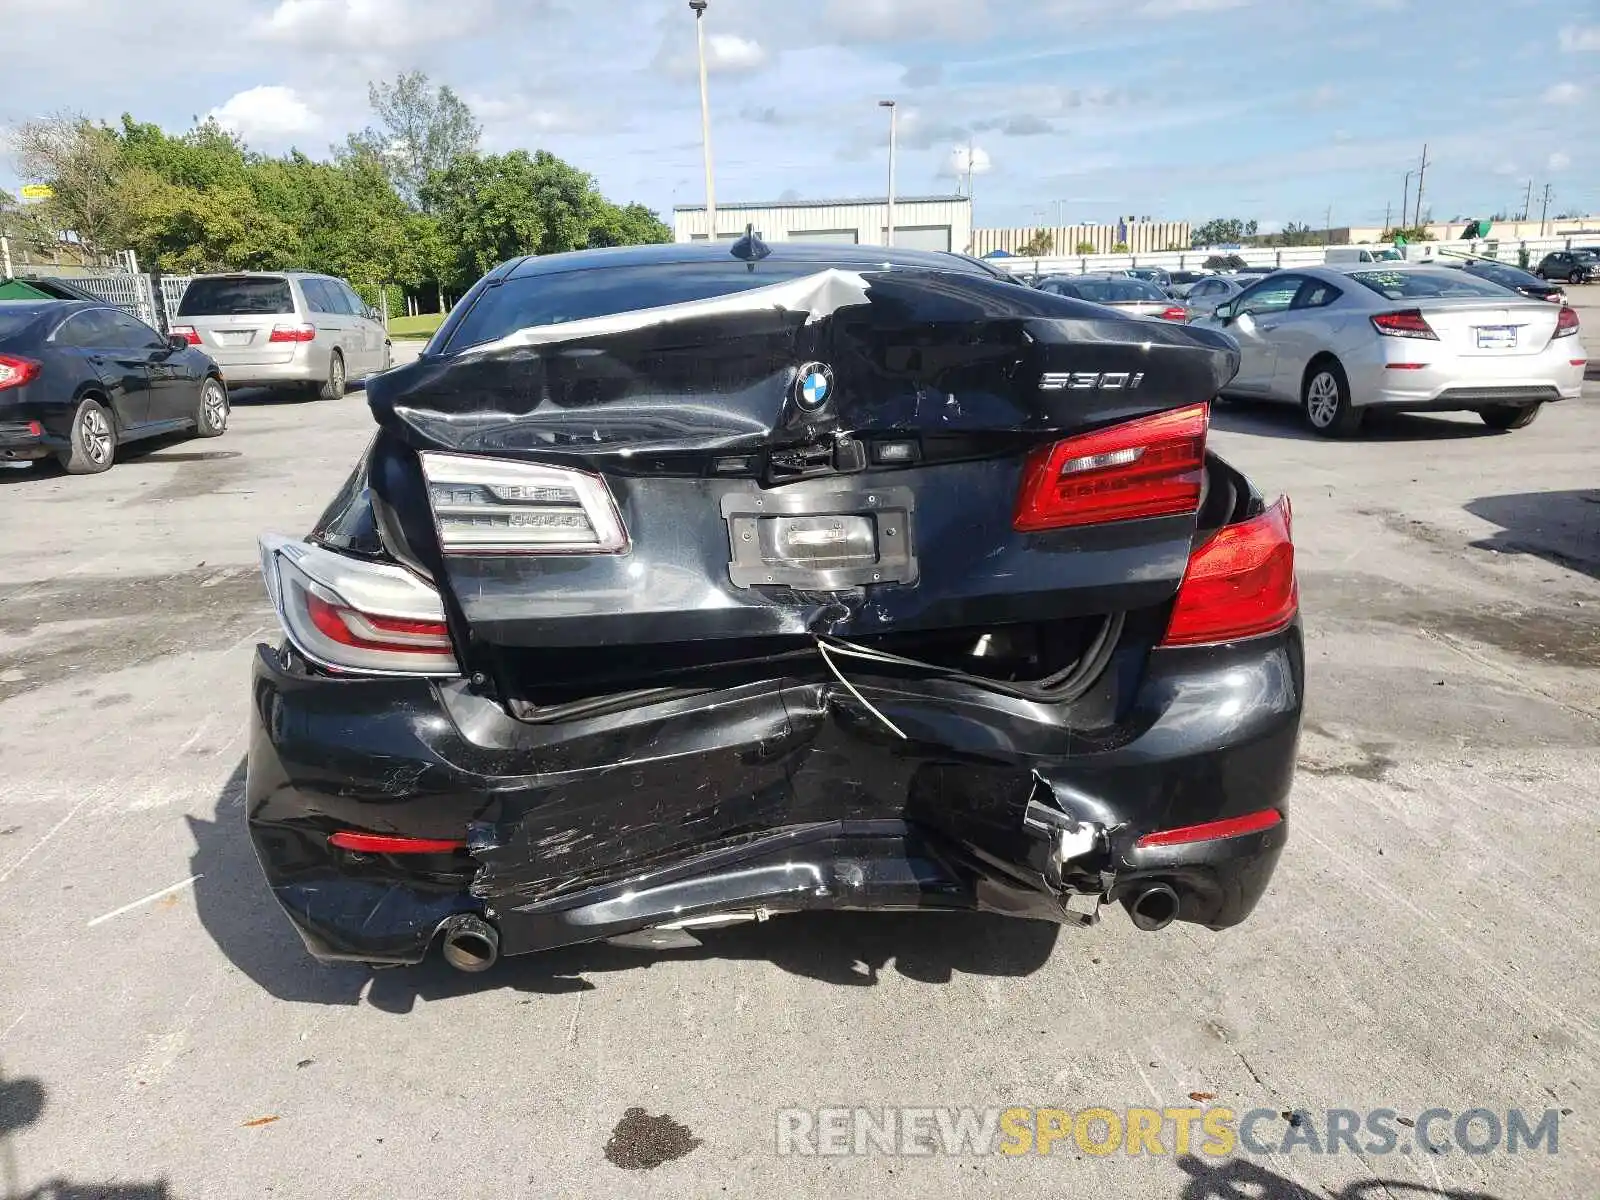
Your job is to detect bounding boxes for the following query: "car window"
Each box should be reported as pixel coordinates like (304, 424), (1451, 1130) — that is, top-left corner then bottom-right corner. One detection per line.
(337, 282), (368, 316)
(0, 311), (42, 339)
(1348, 269), (1513, 300)
(1235, 275), (1302, 315)
(51, 308), (118, 347)
(302, 279), (340, 314)
(178, 276), (294, 316)
(101, 310), (163, 349)
(1071, 278), (1166, 303)
(1292, 280), (1342, 309)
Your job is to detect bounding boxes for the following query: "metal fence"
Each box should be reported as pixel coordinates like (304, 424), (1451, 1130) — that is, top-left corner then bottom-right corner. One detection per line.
(986, 234), (1593, 278)
(160, 275), (194, 326)
(14, 267), (164, 327)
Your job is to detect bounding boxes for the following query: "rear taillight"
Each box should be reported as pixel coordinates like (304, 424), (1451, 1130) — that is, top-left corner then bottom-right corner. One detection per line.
(1013, 403), (1208, 532)
(1370, 309), (1437, 340)
(1161, 496), (1296, 647)
(420, 451), (630, 554)
(168, 325), (201, 345)
(1159, 306), (1188, 321)
(1555, 306), (1580, 338)
(260, 536), (459, 675)
(0, 354), (41, 391)
(268, 323), (317, 343)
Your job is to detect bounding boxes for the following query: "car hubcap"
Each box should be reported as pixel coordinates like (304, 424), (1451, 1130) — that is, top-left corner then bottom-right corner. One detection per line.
(332, 359), (344, 395)
(82, 408), (111, 464)
(1307, 373), (1339, 426)
(204, 383), (227, 430)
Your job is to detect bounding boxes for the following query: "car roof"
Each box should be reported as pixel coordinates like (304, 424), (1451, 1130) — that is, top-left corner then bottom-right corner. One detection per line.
(500, 240), (999, 281)
(0, 298), (100, 318)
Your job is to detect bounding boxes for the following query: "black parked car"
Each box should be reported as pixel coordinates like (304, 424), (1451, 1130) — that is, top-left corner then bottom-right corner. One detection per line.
(0, 300), (228, 473)
(1535, 249), (1598, 284)
(1456, 259), (1566, 303)
(247, 240), (1303, 972)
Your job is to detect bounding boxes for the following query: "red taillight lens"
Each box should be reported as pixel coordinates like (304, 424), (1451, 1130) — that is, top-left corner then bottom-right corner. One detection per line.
(0, 354), (42, 391)
(328, 832), (467, 854)
(305, 592), (452, 655)
(1014, 403), (1209, 532)
(1161, 496), (1296, 646)
(1554, 306), (1579, 338)
(268, 323), (317, 343)
(1135, 807), (1283, 849)
(168, 324), (201, 345)
(1159, 306), (1188, 321)
(1370, 309), (1437, 340)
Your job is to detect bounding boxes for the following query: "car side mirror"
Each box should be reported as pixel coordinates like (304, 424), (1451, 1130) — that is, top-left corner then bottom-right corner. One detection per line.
(1214, 302), (1235, 322)
(167, 333), (191, 352)
(365, 307), (381, 321)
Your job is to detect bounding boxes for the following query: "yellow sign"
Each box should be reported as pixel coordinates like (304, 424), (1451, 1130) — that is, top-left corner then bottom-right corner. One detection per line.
(19, 184), (54, 200)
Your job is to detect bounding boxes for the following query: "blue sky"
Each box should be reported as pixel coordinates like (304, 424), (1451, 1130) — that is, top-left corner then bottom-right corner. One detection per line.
(2, 0), (1596, 232)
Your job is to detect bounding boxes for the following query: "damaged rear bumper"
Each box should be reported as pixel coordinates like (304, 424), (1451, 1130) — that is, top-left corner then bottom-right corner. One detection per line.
(245, 627), (1301, 967)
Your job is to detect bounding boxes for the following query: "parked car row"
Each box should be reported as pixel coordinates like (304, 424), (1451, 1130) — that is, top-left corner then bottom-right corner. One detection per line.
(1, 270), (393, 475)
(1017, 261), (1586, 438)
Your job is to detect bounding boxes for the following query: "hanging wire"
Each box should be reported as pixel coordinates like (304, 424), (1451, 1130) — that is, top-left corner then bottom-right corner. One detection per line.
(814, 637), (907, 740)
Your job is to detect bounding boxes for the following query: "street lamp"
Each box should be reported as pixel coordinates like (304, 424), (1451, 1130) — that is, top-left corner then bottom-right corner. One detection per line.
(878, 100), (897, 248)
(689, 1), (716, 240)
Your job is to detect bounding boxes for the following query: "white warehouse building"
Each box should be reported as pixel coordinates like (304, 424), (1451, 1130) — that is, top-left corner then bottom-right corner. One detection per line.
(673, 195), (973, 254)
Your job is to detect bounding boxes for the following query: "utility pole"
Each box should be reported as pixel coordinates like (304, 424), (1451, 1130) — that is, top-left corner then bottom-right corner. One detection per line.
(689, 1), (716, 241)
(1324, 204), (1333, 245)
(1400, 171), (1412, 234)
(879, 99), (897, 247)
(964, 136), (975, 206)
(1521, 179), (1533, 222)
(1383, 201), (1391, 235)
(1413, 143), (1430, 229)
(1539, 183), (1553, 236)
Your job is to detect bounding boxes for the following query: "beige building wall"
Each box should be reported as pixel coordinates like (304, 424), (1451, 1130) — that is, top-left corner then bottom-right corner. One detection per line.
(673, 197), (972, 251)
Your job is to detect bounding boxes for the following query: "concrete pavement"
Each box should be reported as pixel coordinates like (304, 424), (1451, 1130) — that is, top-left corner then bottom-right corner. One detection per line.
(0, 336), (1596, 1199)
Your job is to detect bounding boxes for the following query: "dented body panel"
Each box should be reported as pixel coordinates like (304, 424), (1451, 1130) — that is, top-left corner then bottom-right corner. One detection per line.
(246, 243), (1300, 967)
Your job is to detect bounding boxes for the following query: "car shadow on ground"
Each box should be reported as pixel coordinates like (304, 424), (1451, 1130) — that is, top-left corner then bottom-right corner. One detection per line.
(1173, 1156), (1507, 1200)
(1211, 399), (1499, 442)
(190, 761), (1062, 1012)
(1, 1068), (172, 1198)
(227, 379), (365, 407)
(1465, 490), (1600, 581)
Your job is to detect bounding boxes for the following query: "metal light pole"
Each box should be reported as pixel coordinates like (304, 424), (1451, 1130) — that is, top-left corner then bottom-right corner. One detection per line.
(1399, 171), (1412, 235)
(689, 1), (716, 240)
(879, 99), (897, 247)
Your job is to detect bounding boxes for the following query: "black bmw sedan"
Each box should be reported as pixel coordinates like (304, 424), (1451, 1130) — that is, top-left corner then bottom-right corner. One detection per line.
(247, 240), (1303, 973)
(0, 299), (229, 474)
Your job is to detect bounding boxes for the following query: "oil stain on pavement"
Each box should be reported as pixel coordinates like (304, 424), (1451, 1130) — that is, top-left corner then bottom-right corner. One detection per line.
(604, 1106), (703, 1170)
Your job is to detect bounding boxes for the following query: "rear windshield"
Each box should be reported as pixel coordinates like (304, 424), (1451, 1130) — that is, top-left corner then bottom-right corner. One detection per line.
(1070, 278), (1166, 303)
(446, 260), (992, 352)
(1349, 270), (1514, 300)
(1467, 262), (1536, 287)
(0, 311), (42, 340)
(177, 276), (294, 316)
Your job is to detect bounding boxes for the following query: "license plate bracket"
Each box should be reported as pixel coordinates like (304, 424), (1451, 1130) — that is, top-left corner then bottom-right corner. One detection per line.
(1475, 325), (1517, 349)
(721, 485), (917, 589)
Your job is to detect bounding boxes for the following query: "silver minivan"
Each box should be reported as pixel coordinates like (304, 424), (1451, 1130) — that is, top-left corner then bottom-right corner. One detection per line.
(171, 272), (392, 399)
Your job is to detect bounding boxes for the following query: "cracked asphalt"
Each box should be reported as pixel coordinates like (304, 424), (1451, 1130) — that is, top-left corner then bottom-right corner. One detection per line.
(1, 319), (1596, 1199)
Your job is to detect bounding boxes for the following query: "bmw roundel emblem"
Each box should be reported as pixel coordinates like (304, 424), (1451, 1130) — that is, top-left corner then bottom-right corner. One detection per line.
(794, 362), (834, 411)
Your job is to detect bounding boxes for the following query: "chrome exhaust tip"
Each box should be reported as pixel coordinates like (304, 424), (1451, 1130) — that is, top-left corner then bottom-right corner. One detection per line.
(437, 913), (500, 972)
(1124, 883), (1181, 932)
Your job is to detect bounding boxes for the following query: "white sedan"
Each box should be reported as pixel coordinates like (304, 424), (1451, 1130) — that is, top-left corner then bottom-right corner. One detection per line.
(1191, 264), (1588, 436)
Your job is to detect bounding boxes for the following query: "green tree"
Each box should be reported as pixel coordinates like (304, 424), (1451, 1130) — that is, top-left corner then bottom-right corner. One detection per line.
(1191, 217), (1258, 248)
(4, 110), (127, 256)
(1016, 228), (1054, 256)
(586, 201), (672, 248)
(1382, 224), (1434, 243)
(1074, 239), (1096, 254)
(346, 71), (481, 209)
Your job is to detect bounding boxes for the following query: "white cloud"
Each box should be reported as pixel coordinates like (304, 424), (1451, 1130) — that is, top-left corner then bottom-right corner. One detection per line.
(706, 34), (767, 72)
(207, 85), (318, 140)
(1558, 24), (1600, 52)
(251, 0), (495, 51)
(822, 0), (990, 41)
(1548, 151), (1571, 171)
(1542, 81), (1584, 104)
(1140, 0), (1251, 12)
(943, 144), (992, 177)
